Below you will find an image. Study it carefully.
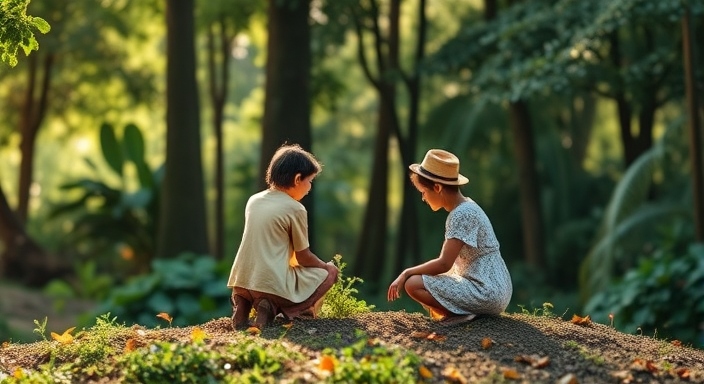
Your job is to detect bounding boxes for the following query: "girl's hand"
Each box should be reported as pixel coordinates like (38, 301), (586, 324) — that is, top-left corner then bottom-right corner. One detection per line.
(387, 272), (407, 302)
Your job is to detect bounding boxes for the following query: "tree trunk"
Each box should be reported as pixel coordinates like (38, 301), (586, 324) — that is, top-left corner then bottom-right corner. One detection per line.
(157, 0), (209, 259)
(509, 101), (544, 267)
(354, 85), (392, 284)
(0, 184), (61, 286)
(17, 53), (53, 223)
(207, 19), (230, 260)
(258, 0), (315, 242)
(682, 7), (704, 241)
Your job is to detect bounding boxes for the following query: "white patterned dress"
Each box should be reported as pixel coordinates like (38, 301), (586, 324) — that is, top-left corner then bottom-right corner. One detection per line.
(422, 199), (512, 316)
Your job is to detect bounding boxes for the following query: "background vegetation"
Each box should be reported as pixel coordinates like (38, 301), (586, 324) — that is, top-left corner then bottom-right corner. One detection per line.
(0, 0), (702, 349)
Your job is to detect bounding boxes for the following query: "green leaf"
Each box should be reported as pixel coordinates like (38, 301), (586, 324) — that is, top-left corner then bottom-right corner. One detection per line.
(100, 123), (124, 177)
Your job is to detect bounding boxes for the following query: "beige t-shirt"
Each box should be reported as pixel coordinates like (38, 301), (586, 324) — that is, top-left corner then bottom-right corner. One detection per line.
(227, 189), (328, 303)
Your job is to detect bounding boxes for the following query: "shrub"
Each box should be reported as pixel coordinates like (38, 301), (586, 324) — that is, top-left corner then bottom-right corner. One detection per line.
(319, 254), (375, 318)
(585, 242), (704, 347)
(95, 253), (231, 327)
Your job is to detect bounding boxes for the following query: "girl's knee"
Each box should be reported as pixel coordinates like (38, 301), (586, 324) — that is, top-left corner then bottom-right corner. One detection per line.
(404, 275), (425, 295)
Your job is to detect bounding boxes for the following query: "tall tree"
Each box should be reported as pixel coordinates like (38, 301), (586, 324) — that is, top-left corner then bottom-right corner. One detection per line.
(199, 0), (260, 260)
(257, 0), (315, 241)
(157, 0), (209, 258)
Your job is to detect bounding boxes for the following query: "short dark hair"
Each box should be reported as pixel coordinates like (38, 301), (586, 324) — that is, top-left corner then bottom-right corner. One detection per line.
(266, 143), (322, 189)
(409, 172), (459, 192)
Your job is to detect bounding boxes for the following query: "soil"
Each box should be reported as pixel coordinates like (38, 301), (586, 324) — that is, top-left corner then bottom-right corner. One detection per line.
(2, 309), (704, 383)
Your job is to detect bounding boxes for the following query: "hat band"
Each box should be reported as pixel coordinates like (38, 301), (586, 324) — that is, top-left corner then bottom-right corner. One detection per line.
(420, 166), (458, 182)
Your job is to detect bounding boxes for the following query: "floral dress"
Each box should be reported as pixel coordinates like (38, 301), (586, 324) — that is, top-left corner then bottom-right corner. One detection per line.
(422, 199), (513, 315)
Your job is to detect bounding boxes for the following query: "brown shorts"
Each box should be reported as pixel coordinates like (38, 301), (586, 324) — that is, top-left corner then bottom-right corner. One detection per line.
(231, 266), (338, 320)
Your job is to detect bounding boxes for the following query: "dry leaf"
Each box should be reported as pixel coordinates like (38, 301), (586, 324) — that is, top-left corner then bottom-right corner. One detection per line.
(156, 312), (173, 325)
(13, 367), (24, 379)
(124, 338), (137, 353)
(246, 326), (261, 336)
(50, 326), (76, 344)
(670, 340), (682, 347)
(1, 341), (9, 349)
(410, 331), (430, 339)
(570, 314), (591, 326)
(418, 365), (433, 379)
(427, 332), (447, 342)
(503, 368), (521, 380)
(191, 327), (207, 343)
(282, 322), (294, 330)
(556, 373), (579, 384)
(318, 355), (336, 372)
(515, 354), (550, 369)
(645, 360), (658, 373)
(481, 337), (494, 349)
(441, 366), (467, 384)
(674, 367), (690, 379)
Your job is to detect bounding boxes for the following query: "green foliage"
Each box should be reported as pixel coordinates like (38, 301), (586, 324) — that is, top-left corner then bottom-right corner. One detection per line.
(49, 122), (163, 276)
(0, 0), (50, 67)
(32, 317), (48, 341)
(319, 255), (375, 319)
(56, 313), (126, 366)
(321, 330), (421, 383)
(96, 252), (231, 327)
(43, 260), (114, 305)
(119, 337), (304, 383)
(584, 237), (704, 348)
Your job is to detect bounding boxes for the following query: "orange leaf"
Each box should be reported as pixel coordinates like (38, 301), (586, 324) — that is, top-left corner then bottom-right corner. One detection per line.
(124, 338), (137, 353)
(503, 369), (521, 380)
(481, 337), (494, 349)
(318, 355), (336, 372)
(156, 312), (173, 325)
(50, 326), (76, 344)
(191, 327), (207, 343)
(246, 326), (261, 336)
(410, 331), (430, 339)
(645, 360), (659, 373)
(534, 356), (550, 369)
(282, 322), (294, 330)
(671, 340), (682, 347)
(570, 314), (591, 326)
(675, 367), (690, 379)
(418, 365), (433, 379)
(441, 366), (467, 384)
(13, 367), (24, 379)
(427, 332), (447, 342)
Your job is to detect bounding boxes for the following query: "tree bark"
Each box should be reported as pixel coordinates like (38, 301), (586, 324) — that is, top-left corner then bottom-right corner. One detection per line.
(682, 7), (704, 241)
(207, 19), (230, 260)
(17, 53), (53, 223)
(509, 101), (544, 267)
(157, 0), (210, 258)
(258, 0), (315, 242)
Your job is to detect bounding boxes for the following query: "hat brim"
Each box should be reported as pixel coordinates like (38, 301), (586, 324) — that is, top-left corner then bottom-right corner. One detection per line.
(409, 164), (469, 186)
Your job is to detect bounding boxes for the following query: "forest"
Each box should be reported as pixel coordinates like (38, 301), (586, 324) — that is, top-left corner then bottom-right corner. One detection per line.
(0, 0), (703, 348)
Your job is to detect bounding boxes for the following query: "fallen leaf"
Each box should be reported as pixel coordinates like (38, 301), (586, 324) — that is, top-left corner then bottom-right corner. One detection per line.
(410, 330), (430, 339)
(503, 368), (521, 380)
(670, 340), (682, 347)
(1, 341), (9, 348)
(645, 360), (658, 374)
(191, 327), (207, 343)
(13, 367), (24, 379)
(570, 314), (591, 326)
(481, 337), (494, 349)
(515, 354), (550, 369)
(427, 332), (447, 342)
(246, 327), (261, 336)
(318, 355), (336, 372)
(156, 312), (173, 325)
(282, 322), (294, 329)
(674, 367), (690, 379)
(556, 373), (579, 384)
(441, 366), (467, 384)
(418, 365), (433, 379)
(124, 338), (137, 353)
(50, 326), (76, 344)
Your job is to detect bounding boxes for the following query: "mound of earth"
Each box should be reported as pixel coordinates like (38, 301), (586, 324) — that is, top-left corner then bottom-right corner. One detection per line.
(2, 311), (703, 383)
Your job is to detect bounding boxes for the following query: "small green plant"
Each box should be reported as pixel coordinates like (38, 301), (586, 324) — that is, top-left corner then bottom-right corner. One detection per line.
(516, 302), (557, 317)
(563, 341), (604, 365)
(319, 254), (375, 318)
(321, 330), (421, 383)
(32, 317), (48, 341)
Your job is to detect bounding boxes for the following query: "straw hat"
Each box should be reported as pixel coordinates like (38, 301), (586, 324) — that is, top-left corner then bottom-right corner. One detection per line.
(409, 149), (469, 185)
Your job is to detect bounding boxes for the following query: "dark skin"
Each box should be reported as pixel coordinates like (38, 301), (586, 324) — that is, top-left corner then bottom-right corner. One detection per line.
(387, 175), (470, 318)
